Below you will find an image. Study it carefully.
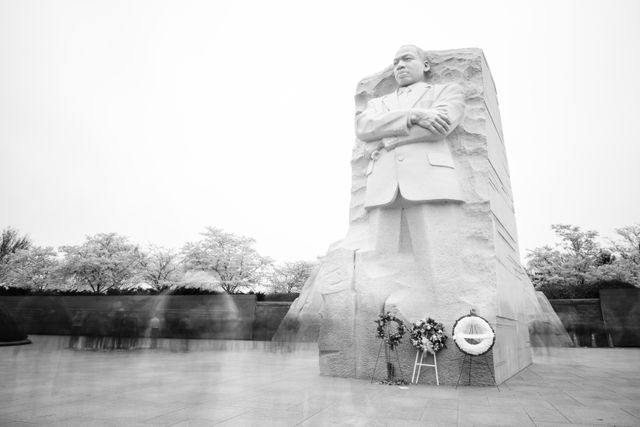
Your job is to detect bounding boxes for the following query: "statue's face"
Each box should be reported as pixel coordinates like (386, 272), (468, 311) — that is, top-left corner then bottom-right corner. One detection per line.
(393, 47), (427, 87)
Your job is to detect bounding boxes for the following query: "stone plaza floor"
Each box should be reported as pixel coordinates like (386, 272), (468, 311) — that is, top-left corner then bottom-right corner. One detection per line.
(1, 336), (639, 427)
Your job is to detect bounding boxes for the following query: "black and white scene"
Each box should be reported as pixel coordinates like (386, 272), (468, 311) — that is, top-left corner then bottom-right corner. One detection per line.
(1, 0), (640, 426)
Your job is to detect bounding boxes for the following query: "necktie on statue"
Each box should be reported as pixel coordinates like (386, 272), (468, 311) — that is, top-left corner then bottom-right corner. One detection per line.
(397, 86), (412, 108)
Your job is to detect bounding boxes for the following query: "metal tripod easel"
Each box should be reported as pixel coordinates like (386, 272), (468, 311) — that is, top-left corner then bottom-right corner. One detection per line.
(370, 328), (405, 384)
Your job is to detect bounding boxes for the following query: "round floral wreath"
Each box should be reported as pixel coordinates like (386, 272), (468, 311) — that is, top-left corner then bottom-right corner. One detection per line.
(375, 312), (406, 350)
(452, 314), (496, 356)
(410, 318), (448, 353)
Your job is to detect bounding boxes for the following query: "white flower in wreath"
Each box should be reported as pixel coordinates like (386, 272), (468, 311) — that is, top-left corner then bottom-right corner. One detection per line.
(424, 339), (434, 352)
(452, 315), (495, 356)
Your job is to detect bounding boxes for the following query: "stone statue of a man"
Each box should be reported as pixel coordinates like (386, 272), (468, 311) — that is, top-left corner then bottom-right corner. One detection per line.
(277, 46), (538, 385)
(356, 45), (466, 267)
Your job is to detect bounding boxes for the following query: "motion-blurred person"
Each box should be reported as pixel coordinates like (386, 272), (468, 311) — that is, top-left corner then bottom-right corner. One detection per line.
(123, 312), (138, 349)
(84, 311), (102, 350)
(68, 311), (84, 349)
(149, 313), (160, 349)
(96, 313), (107, 349)
(180, 315), (191, 352)
(111, 308), (126, 350)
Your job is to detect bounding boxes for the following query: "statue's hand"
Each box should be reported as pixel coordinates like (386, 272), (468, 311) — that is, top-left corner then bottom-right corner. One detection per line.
(410, 109), (451, 135)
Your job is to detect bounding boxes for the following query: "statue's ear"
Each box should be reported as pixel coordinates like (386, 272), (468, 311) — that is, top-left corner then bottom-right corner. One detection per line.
(423, 61), (431, 74)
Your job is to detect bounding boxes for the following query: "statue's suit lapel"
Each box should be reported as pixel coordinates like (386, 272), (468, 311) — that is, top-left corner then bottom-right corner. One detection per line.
(381, 82), (431, 111)
(381, 92), (398, 111)
(405, 82), (431, 108)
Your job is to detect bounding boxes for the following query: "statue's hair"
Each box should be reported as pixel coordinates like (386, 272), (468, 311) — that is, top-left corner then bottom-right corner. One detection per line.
(396, 44), (428, 63)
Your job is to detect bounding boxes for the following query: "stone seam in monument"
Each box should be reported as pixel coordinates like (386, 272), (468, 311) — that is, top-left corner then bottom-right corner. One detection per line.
(274, 48), (542, 386)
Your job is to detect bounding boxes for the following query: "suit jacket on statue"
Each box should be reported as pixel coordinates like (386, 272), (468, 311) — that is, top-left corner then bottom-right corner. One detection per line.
(356, 81), (466, 208)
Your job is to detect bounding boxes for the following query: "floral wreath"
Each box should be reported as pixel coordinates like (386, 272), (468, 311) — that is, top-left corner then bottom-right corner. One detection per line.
(410, 318), (448, 353)
(452, 314), (495, 356)
(375, 312), (406, 350)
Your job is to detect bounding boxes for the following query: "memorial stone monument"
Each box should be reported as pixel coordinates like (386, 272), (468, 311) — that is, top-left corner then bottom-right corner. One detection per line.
(276, 46), (541, 385)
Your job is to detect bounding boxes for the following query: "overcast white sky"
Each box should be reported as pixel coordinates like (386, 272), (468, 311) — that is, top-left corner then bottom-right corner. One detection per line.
(1, 0), (639, 263)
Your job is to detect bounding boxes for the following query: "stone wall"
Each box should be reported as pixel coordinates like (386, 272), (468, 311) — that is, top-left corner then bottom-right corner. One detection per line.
(600, 289), (640, 346)
(0, 296), (291, 341)
(550, 299), (609, 347)
(550, 289), (640, 347)
(253, 302), (294, 341)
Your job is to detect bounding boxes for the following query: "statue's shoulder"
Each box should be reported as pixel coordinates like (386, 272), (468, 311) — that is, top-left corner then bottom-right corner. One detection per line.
(413, 81), (462, 95)
(432, 82), (464, 93)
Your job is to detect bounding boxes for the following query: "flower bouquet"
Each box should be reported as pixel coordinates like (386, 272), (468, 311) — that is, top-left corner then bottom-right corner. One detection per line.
(410, 317), (448, 353)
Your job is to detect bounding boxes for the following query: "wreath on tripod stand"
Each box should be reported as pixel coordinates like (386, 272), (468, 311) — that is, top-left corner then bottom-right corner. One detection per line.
(410, 317), (448, 353)
(375, 312), (406, 350)
(372, 312), (407, 385)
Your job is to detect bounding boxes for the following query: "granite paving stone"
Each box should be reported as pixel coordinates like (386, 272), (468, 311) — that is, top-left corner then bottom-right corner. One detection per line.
(554, 405), (640, 426)
(1, 337), (639, 426)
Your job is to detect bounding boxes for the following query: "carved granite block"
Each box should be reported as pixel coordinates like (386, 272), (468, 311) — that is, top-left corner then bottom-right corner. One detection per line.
(275, 47), (543, 385)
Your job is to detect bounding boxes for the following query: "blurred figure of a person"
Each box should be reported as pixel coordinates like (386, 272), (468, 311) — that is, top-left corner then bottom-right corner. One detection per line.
(149, 313), (160, 349)
(84, 311), (101, 350)
(68, 311), (84, 349)
(123, 312), (138, 349)
(167, 313), (178, 352)
(95, 312), (107, 349)
(105, 311), (113, 349)
(180, 315), (191, 352)
(111, 308), (126, 350)
(529, 320), (552, 357)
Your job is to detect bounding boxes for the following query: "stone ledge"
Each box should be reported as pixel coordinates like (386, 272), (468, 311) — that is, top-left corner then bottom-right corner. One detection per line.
(0, 339), (31, 347)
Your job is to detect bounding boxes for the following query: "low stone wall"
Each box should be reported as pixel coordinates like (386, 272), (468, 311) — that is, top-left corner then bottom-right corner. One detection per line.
(253, 302), (294, 341)
(600, 289), (640, 347)
(0, 296), (292, 341)
(549, 298), (611, 347)
(549, 296), (640, 347)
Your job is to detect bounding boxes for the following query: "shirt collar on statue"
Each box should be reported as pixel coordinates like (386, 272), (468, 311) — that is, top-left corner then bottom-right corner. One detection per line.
(397, 85), (413, 95)
(383, 81), (431, 110)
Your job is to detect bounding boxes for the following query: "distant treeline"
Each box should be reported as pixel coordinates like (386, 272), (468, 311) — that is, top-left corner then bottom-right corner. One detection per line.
(0, 227), (316, 295)
(526, 224), (640, 299)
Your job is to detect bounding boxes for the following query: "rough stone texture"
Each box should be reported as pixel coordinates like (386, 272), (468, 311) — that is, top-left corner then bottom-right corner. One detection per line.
(275, 48), (541, 385)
